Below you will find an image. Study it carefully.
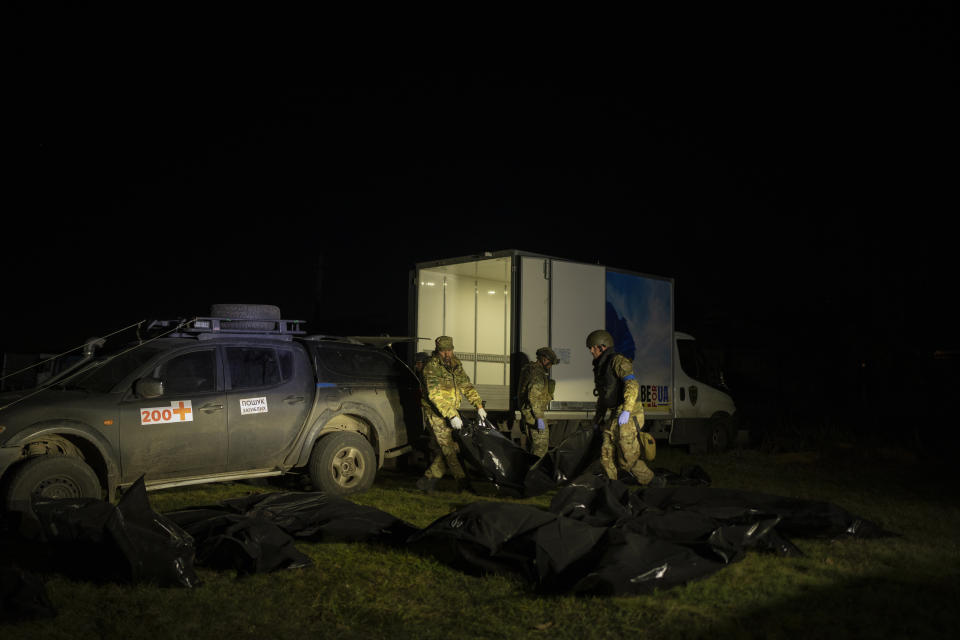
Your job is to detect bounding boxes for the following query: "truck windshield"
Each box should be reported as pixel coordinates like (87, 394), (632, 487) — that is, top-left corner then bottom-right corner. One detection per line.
(61, 344), (166, 393)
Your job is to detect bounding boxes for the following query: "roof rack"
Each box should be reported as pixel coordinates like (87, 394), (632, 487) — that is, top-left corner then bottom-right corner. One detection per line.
(301, 335), (366, 345)
(144, 316), (307, 338)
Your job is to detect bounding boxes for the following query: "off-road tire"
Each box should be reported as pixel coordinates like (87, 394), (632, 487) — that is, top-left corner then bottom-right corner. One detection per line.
(308, 431), (376, 495)
(707, 415), (735, 453)
(6, 455), (102, 516)
(210, 303), (281, 330)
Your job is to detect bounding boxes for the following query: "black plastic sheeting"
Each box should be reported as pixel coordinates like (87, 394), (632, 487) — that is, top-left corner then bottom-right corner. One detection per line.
(404, 498), (731, 595)
(0, 442), (899, 619)
(453, 418), (542, 497)
(163, 491), (420, 575)
(407, 472), (897, 595)
(26, 476), (198, 588)
(455, 418), (712, 498)
(1, 476), (198, 622)
(0, 486), (426, 621)
(454, 418), (606, 498)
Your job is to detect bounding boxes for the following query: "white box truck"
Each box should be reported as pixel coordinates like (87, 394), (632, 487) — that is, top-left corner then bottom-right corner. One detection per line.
(409, 249), (740, 453)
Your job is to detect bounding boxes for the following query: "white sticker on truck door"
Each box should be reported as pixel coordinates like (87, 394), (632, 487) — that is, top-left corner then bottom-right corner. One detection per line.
(140, 400), (194, 425)
(239, 397), (269, 415)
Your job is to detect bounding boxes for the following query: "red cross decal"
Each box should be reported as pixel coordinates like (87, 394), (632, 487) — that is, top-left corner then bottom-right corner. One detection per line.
(172, 401), (192, 421)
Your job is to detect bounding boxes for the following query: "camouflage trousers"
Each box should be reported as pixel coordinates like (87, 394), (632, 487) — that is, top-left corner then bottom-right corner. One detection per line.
(422, 410), (466, 480)
(524, 420), (550, 458)
(600, 413), (654, 485)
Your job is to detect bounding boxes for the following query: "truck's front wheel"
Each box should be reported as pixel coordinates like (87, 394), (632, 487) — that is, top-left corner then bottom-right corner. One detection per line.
(707, 415), (735, 453)
(6, 455), (102, 515)
(308, 432), (376, 495)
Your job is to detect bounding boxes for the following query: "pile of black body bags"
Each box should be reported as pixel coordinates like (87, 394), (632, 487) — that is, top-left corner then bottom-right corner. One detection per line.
(1, 419), (895, 621)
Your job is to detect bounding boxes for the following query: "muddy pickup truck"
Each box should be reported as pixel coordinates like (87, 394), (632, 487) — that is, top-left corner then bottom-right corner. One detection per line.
(0, 304), (422, 516)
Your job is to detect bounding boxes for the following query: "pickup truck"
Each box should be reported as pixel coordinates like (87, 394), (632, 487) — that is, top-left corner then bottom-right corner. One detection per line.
(0, 304), (422, 516)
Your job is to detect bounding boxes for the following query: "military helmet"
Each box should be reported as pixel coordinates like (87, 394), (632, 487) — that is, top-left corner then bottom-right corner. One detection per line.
(414, 351), (431, 364)
(536, 347), (559, 364)
(585, 329), (614, 349)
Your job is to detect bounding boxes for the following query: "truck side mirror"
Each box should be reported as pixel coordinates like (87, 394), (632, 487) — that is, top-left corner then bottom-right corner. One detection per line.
(135, 377), (164, 399)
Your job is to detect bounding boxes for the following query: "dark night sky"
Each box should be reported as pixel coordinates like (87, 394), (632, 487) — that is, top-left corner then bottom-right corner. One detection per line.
(6, 4), (954, 430)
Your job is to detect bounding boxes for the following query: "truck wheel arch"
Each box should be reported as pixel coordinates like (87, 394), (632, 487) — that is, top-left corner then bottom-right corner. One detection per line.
(296, 408), (385, 469)
(20, 435), (83, 458)
(5, 423), (120, 500)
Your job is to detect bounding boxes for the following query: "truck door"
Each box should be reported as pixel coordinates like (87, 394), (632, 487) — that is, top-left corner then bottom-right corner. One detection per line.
(118, 347), (227, 483)
(675, 337), (705, 418)
(223, 343), (313, 471)
(675, 336), (733, 419)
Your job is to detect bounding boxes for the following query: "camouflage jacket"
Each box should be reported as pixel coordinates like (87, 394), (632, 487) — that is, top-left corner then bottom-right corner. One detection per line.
(422, 353), (483, 419)
(592, 350), (640, 423)
(518, 360), (554, 424)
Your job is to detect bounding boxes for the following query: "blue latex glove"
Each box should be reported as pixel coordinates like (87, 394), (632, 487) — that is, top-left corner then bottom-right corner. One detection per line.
(536, 418), (546, 432)
(618, 410), (631, 426)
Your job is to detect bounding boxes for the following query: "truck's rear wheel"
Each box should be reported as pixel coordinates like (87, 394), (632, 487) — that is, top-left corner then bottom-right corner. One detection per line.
(6, 455), (102, 516)
(308, 432), (376, 495)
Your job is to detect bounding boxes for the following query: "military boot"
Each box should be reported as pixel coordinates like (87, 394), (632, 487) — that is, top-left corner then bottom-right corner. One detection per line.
(416, 476), (439, 494)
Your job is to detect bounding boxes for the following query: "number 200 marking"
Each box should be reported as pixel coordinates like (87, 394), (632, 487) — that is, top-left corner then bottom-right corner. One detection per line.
(141, 409), (173, 423)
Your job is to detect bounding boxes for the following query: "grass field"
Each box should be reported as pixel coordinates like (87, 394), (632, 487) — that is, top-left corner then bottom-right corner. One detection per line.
(2, 443), (958, 639)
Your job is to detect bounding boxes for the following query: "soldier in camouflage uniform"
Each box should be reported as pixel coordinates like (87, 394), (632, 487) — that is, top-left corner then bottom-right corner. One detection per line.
(518, 347), (559, 457)
(416, 336), (487, 494)
(587, 329), (656, 485)
(412, 350), (440, 468)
